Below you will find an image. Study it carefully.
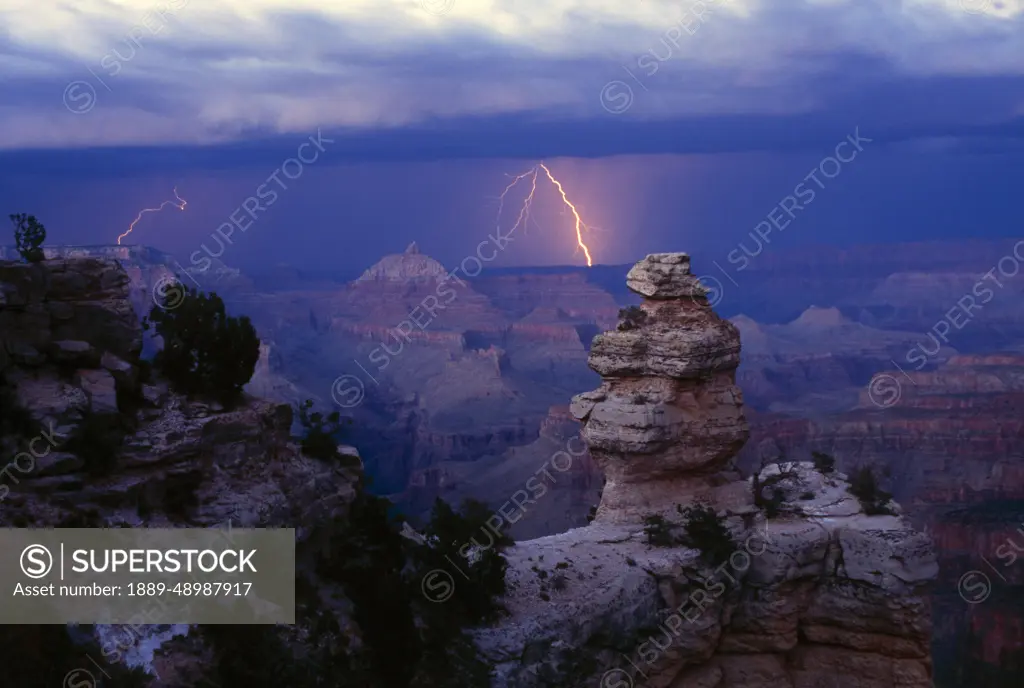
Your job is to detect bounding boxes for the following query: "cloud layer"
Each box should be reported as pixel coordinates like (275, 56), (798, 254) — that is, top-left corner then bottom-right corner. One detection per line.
(2, 0), (1022, 151)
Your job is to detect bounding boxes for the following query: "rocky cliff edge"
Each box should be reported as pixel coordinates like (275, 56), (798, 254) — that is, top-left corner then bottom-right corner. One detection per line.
(475, 253), (939, 688)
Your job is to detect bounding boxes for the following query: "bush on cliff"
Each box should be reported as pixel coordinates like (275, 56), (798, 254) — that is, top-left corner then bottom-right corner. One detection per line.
(848, 464), (896, 516)
(752, 454), (807, 518)
(315, 492), (511, 687)
(643, 505), (737, 566)
(296, 399), (354, 463)
(643, 514), (678, 547)
(812, 451), (836, 474)
(145, 286), (260, 406)
(200, 492), (510, 687)
(678, 504), (737, 566)
(9, 213), (46, 263)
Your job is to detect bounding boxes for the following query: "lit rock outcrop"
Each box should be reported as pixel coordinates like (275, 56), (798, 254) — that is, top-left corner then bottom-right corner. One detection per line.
(570, 252), (749, 523)
(475, 253), (939, 688)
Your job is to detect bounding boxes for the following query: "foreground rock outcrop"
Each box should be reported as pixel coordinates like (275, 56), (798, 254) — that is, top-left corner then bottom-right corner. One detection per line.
(475, 253), (939, 688)
(0, 256), (361, 680)
(740, 353), (1024, 686)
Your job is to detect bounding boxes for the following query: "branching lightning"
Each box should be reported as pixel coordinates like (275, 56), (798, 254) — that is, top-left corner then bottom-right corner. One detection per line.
(117, 187), (187, 245)
(496, 163), (595, 266)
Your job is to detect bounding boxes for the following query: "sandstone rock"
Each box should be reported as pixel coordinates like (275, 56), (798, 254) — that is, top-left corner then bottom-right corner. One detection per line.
(475, 253), (937, 688)
(101, 351), (138, 390)
(50, 340), (100, 367)
(356, 242), (449, 282)
(626, 253), (702, 300)
(572, 253), (748, 524)
(13, 372), (89, 427)
(141, 383), (168, 407)
(75, 368), (120, 415)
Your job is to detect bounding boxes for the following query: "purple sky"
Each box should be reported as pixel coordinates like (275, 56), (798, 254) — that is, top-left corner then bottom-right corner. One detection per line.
(2, 0), (1022, 272)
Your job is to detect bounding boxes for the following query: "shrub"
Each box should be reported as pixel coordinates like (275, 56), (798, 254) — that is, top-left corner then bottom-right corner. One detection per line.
(848, 464), (895, 515)
(678, 504), (737, 566)
(417, 497), (513, 624)
(9, 213), (46, 263)
(617, 305), (647, 331)
(752, 454), (806, 519)
(761, 488), (785, 517)
(812, 451), (836, 474)
(297, 399), (352, 461)
(146, 286), (260, 406)
(644, 505), (737, 565)
(643, 514), (678, 547)
(316, 493), (510, 687)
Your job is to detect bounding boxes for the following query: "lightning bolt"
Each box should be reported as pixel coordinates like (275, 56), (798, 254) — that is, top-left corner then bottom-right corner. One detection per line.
(496, 163), (596, 267)
(117, 187), (187, 245)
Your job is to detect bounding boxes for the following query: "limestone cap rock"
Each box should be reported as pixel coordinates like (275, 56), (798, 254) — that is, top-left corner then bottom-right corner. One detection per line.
(626, 252), (706, 299)
(356, 242), (448, 282)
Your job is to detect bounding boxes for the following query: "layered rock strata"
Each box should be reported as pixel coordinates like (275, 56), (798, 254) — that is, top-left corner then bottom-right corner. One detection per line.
(0, 257), (361, 679)
(570, 253), (749, 523)
(738, 353), (1024, 685)
(476, 253), (939, 688)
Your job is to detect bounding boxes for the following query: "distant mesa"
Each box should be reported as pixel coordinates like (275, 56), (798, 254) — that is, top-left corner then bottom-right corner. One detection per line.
(356, 241), (449, 282)
(790, 305), (849, 328)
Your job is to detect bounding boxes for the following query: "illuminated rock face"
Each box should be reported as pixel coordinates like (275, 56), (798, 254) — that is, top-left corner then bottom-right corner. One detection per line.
(356, 241), (450, 282)
(474, 253), (938, 688)
(571, 252), (750, 524)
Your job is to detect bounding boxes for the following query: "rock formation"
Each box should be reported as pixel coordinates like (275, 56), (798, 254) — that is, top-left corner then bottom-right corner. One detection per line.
(739, 353), (1024, 685)
(0, 256), (361, 678)
(476, 253), (939, 688)
(570, 253), (749, 524)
